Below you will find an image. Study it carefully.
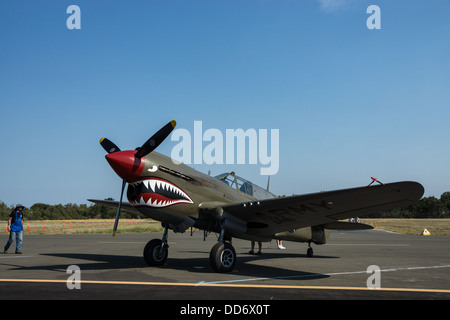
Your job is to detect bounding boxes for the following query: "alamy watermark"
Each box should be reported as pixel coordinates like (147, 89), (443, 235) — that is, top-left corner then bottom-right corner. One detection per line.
(367, 5), (381, 30)
(170, 121), (279, 175)
(66, 5), (81, 30)
(66, 4), (381, 31)
(66, 265), (81, 289)
(366, 265), (381, 289)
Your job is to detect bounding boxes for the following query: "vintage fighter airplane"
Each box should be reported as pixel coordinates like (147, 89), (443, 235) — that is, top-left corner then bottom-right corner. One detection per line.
(89, 120), (424, 273)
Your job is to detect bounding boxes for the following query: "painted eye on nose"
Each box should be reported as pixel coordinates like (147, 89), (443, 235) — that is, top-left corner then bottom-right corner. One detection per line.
(148, 165), (158, 172)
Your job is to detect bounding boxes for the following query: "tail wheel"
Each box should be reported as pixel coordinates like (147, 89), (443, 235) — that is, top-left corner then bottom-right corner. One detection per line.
(307, 246), (314, 257)
(143, 239), (168, 266)
(209, 242), (236, 273)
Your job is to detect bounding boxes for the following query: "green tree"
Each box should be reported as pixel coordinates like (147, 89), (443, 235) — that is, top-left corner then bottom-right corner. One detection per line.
(0, 202), (13, 221)
(408, 196), (447, 218)
(440, 192), (450, 212)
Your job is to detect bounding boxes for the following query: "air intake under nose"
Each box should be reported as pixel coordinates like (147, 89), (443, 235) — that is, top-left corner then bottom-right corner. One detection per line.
(105, 150), (145, 182)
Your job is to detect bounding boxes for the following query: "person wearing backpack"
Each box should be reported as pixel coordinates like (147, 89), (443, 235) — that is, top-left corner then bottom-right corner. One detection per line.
(4, 204), (25, 254)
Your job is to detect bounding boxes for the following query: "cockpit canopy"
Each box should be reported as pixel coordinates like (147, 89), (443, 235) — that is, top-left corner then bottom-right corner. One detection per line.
(215, 172), (276, 200)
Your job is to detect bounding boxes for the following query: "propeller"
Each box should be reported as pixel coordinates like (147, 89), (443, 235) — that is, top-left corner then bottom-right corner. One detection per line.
(100, 120), (177, 237)
(135, 120), (176, 158)
(100, 137), (121, 154)
(112, 178), (126, 237)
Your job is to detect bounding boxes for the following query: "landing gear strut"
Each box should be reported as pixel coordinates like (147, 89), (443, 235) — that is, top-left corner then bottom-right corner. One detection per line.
(143, 226), (169, 266)
(307, 241), (314, 257)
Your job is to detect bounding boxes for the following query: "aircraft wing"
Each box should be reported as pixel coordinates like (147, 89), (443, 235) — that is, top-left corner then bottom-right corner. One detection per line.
(87, 199), (141, 214)
(221, 181), (424, 237)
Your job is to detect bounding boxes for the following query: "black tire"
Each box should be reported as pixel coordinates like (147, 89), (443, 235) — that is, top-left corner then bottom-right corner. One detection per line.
(307, 247), (314, 258)
(209, 242), (236, 273)
(143, 239), (168, 266)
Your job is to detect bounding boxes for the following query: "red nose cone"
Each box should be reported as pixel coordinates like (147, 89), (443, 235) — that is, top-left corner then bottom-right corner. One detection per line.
(105, 150), (145, 182)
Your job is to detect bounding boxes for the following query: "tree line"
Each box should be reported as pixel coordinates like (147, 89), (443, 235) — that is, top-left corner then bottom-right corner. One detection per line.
(375, 192), (450, 219)
(1, 192), (450, 221)
(0, 199), (145, 221)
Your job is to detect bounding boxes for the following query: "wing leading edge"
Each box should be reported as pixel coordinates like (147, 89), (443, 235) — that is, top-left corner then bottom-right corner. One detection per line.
(221, 181), (424, 237)
(87, 199), (140, 215)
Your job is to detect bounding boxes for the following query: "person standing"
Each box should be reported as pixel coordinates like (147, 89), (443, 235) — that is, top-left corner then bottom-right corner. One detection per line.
(4, 204), (24, 254)
(277, 239), (286, 250)
(249, 241), (262, 255)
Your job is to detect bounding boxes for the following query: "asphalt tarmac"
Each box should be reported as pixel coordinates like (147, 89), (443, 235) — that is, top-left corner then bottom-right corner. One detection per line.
(1, 229), (449, 302)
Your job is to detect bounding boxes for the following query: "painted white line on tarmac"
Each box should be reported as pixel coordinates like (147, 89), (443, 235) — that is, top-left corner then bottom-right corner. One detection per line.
(198, 264), (450, 285)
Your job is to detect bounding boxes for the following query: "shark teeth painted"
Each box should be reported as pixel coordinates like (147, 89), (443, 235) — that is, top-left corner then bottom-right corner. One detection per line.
(127, 177), (194, 208)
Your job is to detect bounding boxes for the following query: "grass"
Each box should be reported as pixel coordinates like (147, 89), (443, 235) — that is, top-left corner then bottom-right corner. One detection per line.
(1, 219), (164, 235)
(361, 219), (450, 236)
(2, 218), (449, 236)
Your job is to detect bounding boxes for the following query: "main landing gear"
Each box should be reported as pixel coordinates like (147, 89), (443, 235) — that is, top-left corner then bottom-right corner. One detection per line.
(143, 225), (237, 273)
(208, 227), (236, 273)
(143, 226), (169, 266)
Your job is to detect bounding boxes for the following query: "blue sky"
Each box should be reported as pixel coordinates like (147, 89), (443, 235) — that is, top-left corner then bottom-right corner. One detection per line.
(1, 1), (449, 207)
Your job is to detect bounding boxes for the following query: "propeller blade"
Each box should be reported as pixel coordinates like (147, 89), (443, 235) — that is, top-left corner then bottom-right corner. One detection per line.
(135, 120), (176, 158)
(100, 137), (121, 154)
(112, 178), (127, 237)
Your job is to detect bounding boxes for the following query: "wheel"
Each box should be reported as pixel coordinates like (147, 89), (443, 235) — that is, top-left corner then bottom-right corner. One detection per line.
(209, 242), (236, 273)
(143, 239), (168, 266)
(307, 247), (313, 258)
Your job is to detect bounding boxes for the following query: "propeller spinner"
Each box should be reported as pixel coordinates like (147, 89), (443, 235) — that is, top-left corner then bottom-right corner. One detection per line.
(99, 120), (177, 236)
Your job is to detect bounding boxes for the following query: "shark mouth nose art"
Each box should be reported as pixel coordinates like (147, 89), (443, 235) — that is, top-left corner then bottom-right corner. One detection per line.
(127, 177), (194, 208)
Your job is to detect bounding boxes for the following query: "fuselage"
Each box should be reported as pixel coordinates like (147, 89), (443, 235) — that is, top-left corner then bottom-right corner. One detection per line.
(106, 151), (251, 221)
(105, 150), (328, 244)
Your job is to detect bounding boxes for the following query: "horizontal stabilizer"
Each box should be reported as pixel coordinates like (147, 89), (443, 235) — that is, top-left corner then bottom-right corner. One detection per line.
(323, 221), (374, 231)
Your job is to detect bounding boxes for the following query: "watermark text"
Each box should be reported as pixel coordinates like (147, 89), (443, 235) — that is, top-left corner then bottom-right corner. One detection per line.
(171, 121), (279, 175)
